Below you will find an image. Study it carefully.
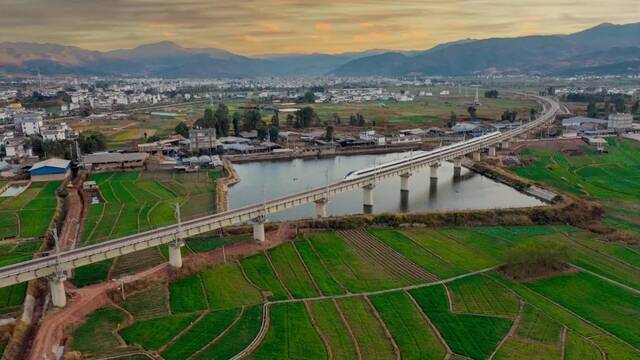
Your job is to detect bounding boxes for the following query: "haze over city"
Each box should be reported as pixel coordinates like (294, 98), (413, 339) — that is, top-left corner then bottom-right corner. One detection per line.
(1, 0), (639, 54)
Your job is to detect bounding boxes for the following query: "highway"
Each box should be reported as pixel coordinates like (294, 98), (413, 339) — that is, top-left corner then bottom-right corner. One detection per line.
(0, 94), (560, 289)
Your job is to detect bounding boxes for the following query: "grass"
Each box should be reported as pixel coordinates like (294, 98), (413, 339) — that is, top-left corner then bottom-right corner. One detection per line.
(240, 253), (289, 301)
(294, 239), (344, 296)
(187, 233), (250, 253)
(162, 308), (240, 360)
(0, 283), (27, 314)
(337, 297), (397, 359)
(267, 242), (319, 298)
(527, 271), (640, 348)
(489, 272), (640, 358)
(192, 305), (263, 360)
(0, 181), (60, 239)
(447, 275), (519, 318)
(120, 313), (199, 350)
(200, 263), (263, 310)
(308, 232), (400, 292)
(70, 259), (112, 287)
(409, 285), (513, 360)
(368, 228), (463, 279)
(111, 247), (166, 278)
(169, 274), (208, 313)
(71, 307), (128, 357)
(494, 305), (562, 359)
(402, 228), (498, 271)
(516, 304), (562, 344)
(250, 302), (327, 359)
(308, 300), (359, 360)
(121, 285), (170, 320)
(370, 291), (447, 360)
(565, 331), (603, 360)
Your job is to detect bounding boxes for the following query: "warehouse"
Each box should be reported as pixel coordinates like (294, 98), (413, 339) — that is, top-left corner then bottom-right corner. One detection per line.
(29, 158), (71, 182)
(83, 152), (148, 170)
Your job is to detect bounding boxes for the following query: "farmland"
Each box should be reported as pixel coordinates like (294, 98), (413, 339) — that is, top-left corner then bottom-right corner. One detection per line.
(81, 171), (216, 246)
(0, 181), (60, 240)
(68, 226), (639, 359)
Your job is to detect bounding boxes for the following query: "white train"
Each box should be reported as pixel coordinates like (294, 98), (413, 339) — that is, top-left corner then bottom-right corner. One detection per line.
(343, 131), (501, 181)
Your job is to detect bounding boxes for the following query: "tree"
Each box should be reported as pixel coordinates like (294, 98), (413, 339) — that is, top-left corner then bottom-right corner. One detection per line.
(286, 113), (295, 127)
(78, 131), (107, 154)
(257, 127), (268, 141)
(324, 125), (335, 141)
(243, 109), (262, 131)
(332, 113), (341, 125)
(448, 112), (457, 128)
(214, 103), (230, 137)
(231, 112), (242, 136)
(356, 113), (365, 127)
(587, 101), (597, 118)
(501, 110), (517, 122)
(175, 122), (189, 138)
(501, 239), (571, 280)
(349, 114), (357, 126)
(484, 90), (499, 98)
(614, 97), (626, 113)
(271, 111), (280, 127)
(268, 126), (279, 142)
(194, 107), (216, 128)
(28, 135), (44, 157)
(294, 106), (318, 128)
(467, 106), (477, 120)
(146, 135), (161, 143)
(300, 91), (316, 104)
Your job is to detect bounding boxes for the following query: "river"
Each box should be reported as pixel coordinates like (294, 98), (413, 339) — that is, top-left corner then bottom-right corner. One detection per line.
(228, 152), (543, 221)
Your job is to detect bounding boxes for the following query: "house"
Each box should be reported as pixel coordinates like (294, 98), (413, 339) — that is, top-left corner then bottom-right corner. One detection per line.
(188, 128), (217, 153)
(83, 152), (148, 170)
(359, 130), (386, 145)
(388, 134), (421, 145)
(41, 124), (68, 141)
(29, 158), (71, 182)
(14, 112), (44, 136)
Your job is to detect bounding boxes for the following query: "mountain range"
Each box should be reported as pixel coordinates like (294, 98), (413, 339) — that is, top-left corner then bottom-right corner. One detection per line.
(1, 22), (639, 78)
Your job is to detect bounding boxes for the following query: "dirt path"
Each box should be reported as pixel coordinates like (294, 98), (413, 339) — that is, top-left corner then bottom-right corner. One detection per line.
(59, 179), (86, 251)
(489, 301), (524, 360)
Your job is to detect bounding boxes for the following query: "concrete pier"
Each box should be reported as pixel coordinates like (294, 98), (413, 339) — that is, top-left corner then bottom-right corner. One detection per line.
(362, 184), (374, 213)
(473, 151), (481, 162)
(430, 163), (439, 179)
(502, 141), (510, 149)
(253, 219), (266, 242)
(453, 158), (462, 178)
(314, 198), (328, 218)
(488, 146), (497, 157)
(168, 241), (183, 268)
(400, 173), (411, 193)
(49, 274), (66, 308)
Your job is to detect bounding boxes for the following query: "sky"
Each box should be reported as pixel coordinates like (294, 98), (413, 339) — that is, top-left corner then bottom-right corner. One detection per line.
(0, 0), (638, 55)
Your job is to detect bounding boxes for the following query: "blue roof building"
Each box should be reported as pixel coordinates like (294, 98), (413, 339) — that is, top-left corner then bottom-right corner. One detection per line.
(29, 158), (71, 182)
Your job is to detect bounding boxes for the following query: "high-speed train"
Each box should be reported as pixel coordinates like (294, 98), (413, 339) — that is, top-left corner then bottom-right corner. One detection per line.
(343, 131), (501, 181)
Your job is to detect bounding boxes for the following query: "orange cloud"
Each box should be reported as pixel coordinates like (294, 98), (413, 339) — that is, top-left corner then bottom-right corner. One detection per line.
(315, 22), (332, 31)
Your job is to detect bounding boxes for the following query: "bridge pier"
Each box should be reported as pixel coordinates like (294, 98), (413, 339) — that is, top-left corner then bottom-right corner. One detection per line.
(501, 141), (510, 149)
(472, 151), (481, 162)
(253, 217), (266, 242)
(429, 163), (439, 179)
(49, 273), (66, 308)
(314, 198), (328, 218)
(168, 241), (184, 268)
(362, 184), (374, 214)
(453, 158), (462, 178)
(488, 146), (497, 157)
(400, 173), (411, 194)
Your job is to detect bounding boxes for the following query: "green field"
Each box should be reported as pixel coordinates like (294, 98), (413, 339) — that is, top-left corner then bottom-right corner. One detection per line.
(69, 226), (638, 359)
(0, 181), (60, 240)
(82, 171), (216, 245)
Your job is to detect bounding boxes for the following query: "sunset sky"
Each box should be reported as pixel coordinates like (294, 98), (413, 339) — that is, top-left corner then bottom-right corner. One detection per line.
(1, 0), (638, 55)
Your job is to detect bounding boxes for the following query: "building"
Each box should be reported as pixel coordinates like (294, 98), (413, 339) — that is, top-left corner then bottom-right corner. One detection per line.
(584, 137), (608, 152)
(29, 158), (71, 182)
(83, 152), (148, 170)
(359, 130), (386, 145)
(562, 116), (608, 129)
(388, 134), (421, 145)
(608, 113), (633, 130)
(188, 128), (217, 153)
(41, 124), (68, 141)
(14, 112), (44, 136)
(3, 138), (29, 159)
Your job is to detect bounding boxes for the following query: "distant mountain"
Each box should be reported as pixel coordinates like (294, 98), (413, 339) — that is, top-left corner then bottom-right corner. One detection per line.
(1, 22), (639, 77)
(333, 22), (640, 76)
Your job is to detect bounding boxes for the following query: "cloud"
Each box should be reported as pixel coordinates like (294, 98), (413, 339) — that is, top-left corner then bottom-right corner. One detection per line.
(0, 0), (636, 54)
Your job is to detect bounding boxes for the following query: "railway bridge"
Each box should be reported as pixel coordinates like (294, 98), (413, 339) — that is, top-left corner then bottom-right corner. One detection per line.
(0, 94), (560, 307)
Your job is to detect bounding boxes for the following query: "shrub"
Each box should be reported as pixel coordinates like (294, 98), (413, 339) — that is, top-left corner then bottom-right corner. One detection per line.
(501, 239), (572, 280)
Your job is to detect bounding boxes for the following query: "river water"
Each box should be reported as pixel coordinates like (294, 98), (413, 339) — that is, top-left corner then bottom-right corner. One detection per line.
(228, 152), (543, 221)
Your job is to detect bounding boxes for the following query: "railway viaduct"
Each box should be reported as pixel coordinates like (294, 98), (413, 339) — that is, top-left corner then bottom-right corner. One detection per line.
(0, 94), (560, 307)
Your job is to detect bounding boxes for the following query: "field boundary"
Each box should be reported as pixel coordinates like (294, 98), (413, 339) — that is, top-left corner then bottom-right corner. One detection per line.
(186, 306), (245, 360)
(570, 264), (640, 295)
(332, 298), (362, 360)
(488, 300), (524, 360)
(364, 295), (401, 360)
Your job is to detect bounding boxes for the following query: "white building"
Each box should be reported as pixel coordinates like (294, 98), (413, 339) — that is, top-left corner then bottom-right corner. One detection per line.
(14, 112), (43, 136)
(41, 124), (68, 141)
(359, 130), (386, 145)
(608, 113), (633, 130)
